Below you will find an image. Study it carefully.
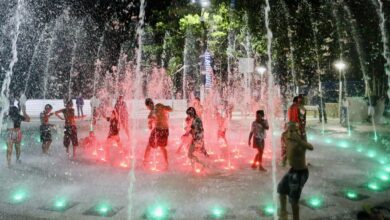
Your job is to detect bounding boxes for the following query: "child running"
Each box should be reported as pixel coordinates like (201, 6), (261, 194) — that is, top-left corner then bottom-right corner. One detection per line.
(104, 109), (123, 162)
(40, 104), (54, 154)
(55, 100), (78, 159)
(144, 98), (172, 170)
(248, 110), (269, 171)
(176, 115), (193, 154)
(6, 106), (30, 167)
(186, 107), (209, 171)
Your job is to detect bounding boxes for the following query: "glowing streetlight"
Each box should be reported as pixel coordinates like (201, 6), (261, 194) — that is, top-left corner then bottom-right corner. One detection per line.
(334, 60), (350, 135)
(200, 0), (210, 8)
(256, 66), (267, 75)
(334, 61), (346, 71)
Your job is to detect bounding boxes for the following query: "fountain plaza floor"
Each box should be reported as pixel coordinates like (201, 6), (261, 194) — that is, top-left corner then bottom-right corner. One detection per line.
(0, 114), (390, 220)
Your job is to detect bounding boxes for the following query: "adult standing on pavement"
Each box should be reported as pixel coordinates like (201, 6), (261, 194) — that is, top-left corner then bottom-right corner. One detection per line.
(76, 93), (84, 117)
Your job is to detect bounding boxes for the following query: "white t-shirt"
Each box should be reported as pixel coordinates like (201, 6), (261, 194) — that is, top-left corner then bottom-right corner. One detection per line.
(251, 120), (268, 139)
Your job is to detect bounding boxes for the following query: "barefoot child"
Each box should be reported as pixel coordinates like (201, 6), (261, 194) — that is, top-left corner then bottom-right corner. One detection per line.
(55, 100), (78, 159)
(40, 104), (54, 154)
(186, 107), (209, 171)
(6, 106), (30, 167)
(248, 110), (269, 171)
(104, 109), (123, 162)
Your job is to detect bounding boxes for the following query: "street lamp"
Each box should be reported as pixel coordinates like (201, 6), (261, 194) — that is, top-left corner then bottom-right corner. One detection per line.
(334, 60), (347, 110)
(256, 66), (267, 75)
(200, 0), (210, 8)
(334, 61), (346, 71)
(334, 60), (350, 134)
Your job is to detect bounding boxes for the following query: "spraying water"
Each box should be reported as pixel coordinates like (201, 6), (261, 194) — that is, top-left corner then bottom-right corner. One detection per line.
(280, 1), (298, 96)
(42, 19), (60, 100)
(92, 32), (105, 96)
(372, 0), (390, 99)
(343, 4), (377, 140)
(306, 2), (325, 135)
(264, 1), (278, 219)
(129, 0), (146, 218)
(24, 25), (48, 94)
(183, 29), (190, 100)
(67, 20), (84, 100)
(161, 31), (169, 67)
(0, 0), (24, 135)
(134, 0), (146, 99)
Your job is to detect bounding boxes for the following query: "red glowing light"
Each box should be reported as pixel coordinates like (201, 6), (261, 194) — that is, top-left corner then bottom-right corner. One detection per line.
(119, 162), (128, 168)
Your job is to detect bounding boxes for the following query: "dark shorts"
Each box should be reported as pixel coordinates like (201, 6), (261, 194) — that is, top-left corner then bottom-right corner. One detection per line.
(277, 168), (309, 203)
(253, 138), (265, 149)
(40, 125), (52, 142)
(64, 125), (78, 147)
(148, 128), (169, 148)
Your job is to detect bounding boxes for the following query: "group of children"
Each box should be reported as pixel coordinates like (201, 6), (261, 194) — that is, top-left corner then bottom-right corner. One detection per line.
(6, 95), (282, 176)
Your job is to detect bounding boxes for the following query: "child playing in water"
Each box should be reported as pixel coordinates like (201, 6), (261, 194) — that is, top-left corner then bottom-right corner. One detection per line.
(55, 100), (78, 159)
(186, 107), (209, 171)
(40, 104), (54, 154)
(248, 110), (269, 171)
(104, 109), (123, 162)
(176, 116), (193, 154)
(6, 106), (30, 167)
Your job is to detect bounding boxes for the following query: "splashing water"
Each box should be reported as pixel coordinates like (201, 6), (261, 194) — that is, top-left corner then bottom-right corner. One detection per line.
(92, 32), (105, 96)
(0, 0), (24, 135)
(343, 4), (377, 140)
(67, 20), (84, 100)
(281, 1), (297, 95)
(264, 1), (278, 219)
(24, 25), (48, 94)
(306, 2), (325, 135)
(43, 18), (61, 100)
(372, 0), (390, 99)
(134, 0), (146, 99)
(128, 1), (146, 218)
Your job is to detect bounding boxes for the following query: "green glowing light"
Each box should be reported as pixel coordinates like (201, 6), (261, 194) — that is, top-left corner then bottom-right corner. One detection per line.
(307, 134), (315, 141)
(211, 207), (225, 219)
(356, 147), (364, 153)
(146, 204), (169, 219)
(374, 134), (378, 142)
(1, 143), (7, 151)
(262, 204), (275, 216)
(95, 202), (112, 216)
(378, 157), (388, 165)
(367, 181), (381, 191)
(10, 189), (28, 204)
(324, 138), (333, 144)
(384, 164), (390, 172)
(54, 198), (67, 209)
(367, 150), (377, 158)
(337, 141), (349, 148)
(306, 196), (323, 209)
(344, 190), (358, 200)
(377, 172), (390, 182)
